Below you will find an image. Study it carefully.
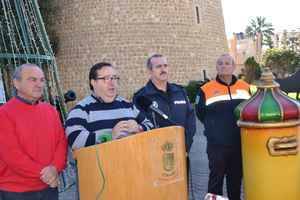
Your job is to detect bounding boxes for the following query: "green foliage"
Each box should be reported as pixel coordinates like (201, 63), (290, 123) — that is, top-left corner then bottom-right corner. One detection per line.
(287, 36), (300, 53)
(281, 30), (300, 53)
(245, 16), (274, 48)
(244, 57), (261, 83)
(184, 80), (201, 103)
(264, 35), (274, 49)
(263, 48), (300, 77)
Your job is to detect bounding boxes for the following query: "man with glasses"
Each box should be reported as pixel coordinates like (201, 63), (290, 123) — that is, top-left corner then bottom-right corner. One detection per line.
(65, 62), (153, 150)
(133, 54), (196, 179)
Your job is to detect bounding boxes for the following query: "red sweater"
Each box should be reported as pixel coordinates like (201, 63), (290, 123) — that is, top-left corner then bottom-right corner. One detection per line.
(0, 97), (67, 192)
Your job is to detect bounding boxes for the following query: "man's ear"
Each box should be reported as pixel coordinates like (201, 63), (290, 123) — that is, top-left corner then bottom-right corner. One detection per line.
(147, 67), (152, 75)
(91, 79), (96, 89)
(13, 79), (20, 90)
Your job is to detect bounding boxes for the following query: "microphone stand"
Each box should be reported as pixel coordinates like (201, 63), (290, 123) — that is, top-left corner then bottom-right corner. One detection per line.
(151, 111), (159, 128)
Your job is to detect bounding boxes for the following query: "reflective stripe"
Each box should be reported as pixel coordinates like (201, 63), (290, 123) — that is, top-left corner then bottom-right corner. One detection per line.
(206, 89), (250, 105)
(232, 89), (251, 100)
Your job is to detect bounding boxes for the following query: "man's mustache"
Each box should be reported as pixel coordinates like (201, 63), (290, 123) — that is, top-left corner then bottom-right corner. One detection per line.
(160, 71), (167, 75)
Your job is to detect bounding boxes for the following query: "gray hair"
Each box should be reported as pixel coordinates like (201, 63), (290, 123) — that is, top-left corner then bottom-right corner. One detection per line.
(146, 54), (164, 70)
(13, 63), (40, 80)
(217, 53), (235, 65)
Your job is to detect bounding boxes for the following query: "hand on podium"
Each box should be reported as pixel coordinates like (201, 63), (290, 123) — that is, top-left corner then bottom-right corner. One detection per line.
(112, 131), (129, 140)
(112, 120), (142, 140)
(126, 119), (143, 133)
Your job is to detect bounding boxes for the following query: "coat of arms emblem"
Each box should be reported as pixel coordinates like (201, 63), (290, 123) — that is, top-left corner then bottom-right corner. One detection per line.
(161, 141), (175, 177)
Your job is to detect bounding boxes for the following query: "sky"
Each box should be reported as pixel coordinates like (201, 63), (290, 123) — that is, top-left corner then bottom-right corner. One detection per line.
(221, 0), (300, 38)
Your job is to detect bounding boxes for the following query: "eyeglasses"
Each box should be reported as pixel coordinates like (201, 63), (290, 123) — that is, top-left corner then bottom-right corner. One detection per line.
(95, 75), (120, 82)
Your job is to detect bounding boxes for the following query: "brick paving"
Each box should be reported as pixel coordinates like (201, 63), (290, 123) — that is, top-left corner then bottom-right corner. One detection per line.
(189, 120), (208, 200)
(189, 120), (244, 200)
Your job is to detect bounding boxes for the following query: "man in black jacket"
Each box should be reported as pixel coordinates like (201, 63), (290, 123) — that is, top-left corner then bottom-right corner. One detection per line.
(195, 54), (250, 200)
(133, 54), (196, 177)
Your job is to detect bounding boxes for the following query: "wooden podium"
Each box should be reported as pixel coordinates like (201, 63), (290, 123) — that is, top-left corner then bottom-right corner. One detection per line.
(74, 126), (188, 200)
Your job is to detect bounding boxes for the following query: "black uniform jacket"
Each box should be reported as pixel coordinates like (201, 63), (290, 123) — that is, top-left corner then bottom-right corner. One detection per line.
(133, 80), (196, 153)
(195, 75), (250, 146)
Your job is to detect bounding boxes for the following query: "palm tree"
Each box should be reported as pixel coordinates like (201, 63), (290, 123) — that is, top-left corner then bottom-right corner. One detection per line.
(245, 16), (275, 48)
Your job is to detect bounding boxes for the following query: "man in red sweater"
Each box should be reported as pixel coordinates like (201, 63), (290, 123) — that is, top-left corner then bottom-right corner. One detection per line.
(0, 64), (67, 200)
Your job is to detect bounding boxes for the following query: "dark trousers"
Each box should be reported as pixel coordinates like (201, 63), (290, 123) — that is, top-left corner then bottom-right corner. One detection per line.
(0, 187), (58, 200)
(207, 143), (242, 200)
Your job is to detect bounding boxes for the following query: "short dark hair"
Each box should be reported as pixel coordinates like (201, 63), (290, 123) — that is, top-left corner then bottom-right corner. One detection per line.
(89, 62), (112, 90)
(146, 54), (164, 70)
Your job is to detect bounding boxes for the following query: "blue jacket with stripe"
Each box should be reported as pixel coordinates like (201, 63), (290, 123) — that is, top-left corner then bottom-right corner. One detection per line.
(195, 75), (250, 147)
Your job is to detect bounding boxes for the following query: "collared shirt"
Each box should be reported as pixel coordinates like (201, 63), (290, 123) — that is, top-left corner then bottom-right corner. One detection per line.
(15, 95), (39, 105)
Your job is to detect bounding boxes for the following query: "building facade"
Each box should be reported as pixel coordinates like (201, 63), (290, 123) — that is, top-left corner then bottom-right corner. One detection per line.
(274, 29), (300, 52)
(228, 32), (261, 74)
(51, 0), (228, 100)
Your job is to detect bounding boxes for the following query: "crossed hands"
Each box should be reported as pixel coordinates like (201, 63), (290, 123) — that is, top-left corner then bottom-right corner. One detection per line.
(40, 165), (59, 188)
(112, 120), (142, 139)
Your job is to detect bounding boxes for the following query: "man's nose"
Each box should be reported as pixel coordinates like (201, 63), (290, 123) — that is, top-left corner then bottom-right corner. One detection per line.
(107, 79), (116, 85)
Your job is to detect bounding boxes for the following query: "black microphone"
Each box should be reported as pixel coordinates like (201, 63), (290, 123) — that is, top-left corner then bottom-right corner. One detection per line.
(136, 96), (174, 124)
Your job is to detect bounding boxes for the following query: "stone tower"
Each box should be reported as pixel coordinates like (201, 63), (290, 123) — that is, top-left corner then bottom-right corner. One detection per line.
(51, 0), (227, 100)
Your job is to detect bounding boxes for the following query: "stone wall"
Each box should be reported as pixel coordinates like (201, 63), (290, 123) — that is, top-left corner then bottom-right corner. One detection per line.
(50, 0), (228, 102)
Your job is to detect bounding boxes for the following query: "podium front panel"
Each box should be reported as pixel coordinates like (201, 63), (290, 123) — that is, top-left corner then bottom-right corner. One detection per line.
(74, 126), (188, 200)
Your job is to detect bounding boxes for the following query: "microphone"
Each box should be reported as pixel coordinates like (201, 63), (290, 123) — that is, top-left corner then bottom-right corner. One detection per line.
(136, 96), (174, 125)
